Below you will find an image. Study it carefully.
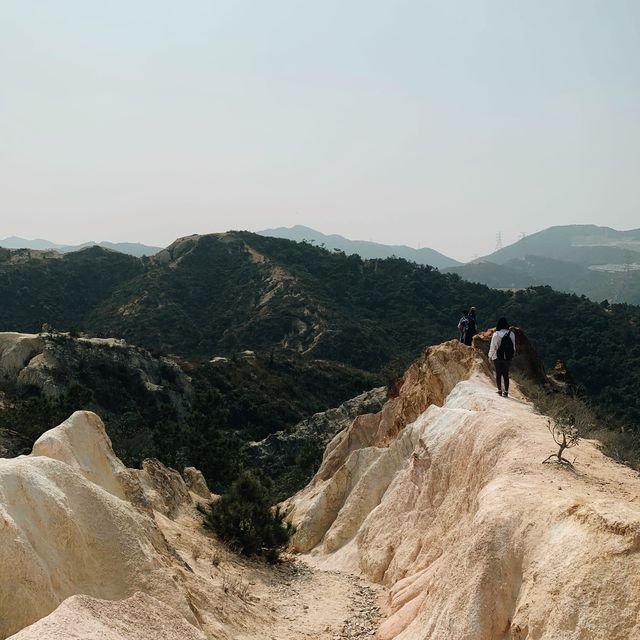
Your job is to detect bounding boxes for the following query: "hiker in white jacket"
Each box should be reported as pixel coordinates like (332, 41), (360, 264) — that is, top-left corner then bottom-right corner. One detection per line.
(488, 318), (516, 397)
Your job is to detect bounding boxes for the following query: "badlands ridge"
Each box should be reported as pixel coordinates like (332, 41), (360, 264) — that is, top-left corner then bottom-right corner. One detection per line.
(1, 339), (640, 639)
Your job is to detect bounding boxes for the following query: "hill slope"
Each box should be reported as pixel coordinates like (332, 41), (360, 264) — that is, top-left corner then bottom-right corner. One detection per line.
(259, 225), (462, 268)
(4, 344), (640, 639)
(0, 232), (499, 367)
(479, 224), (640, 266)
(0, 231), (639, 432)
(0, 331), (376, 493)
(449, 225), (640, 304)
(447, 255), (640, 304)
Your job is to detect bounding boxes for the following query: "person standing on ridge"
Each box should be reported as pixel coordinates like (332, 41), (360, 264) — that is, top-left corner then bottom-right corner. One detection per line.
(457, 310), (469, 342)
(488, 317), (516, 397)
(463, 307), (477, 346)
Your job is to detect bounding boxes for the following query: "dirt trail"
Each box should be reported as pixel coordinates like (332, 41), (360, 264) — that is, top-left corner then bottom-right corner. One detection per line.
(159, 510), (385, 640)
(238, 558), (385, 640)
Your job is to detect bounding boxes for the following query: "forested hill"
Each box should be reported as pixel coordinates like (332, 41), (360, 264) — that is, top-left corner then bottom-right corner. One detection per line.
(259, 225), (462, 268)
(447, 225), (640, 305)
(0, 231), (639, 428)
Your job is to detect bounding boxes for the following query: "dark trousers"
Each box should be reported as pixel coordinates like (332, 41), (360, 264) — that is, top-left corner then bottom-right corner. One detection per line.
(494, 359), (511, 392)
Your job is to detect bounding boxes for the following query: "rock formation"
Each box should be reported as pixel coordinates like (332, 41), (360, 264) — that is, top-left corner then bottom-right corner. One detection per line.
(182, 466), (213, 499)
(245, 387), (387, 466)
(0, 331), (192, 402)
(0, 332), (45, 380)
(0, 411), (267, 640)
(285, 340), (640, 639)
(4, 336), (640, 639)
(7, 593), (208, 640)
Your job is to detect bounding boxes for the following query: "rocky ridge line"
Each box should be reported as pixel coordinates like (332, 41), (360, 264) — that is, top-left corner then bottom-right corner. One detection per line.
(285, 338), (640, 639)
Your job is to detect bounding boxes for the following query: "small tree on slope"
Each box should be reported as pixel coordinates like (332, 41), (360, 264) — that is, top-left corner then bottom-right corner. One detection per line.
(542, 417), (580, 465)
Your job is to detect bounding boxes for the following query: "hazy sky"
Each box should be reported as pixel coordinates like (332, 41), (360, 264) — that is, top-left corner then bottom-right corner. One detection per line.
(1, 1), (639, 260)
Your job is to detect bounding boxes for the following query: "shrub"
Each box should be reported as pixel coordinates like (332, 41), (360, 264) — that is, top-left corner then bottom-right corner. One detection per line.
(199, 470), (294, 562)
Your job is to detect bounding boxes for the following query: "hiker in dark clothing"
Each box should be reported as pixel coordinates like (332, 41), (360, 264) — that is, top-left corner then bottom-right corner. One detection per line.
(462, 307), (477, 346)
(488, 317), (516, 397)
(457, 311), (469, 342)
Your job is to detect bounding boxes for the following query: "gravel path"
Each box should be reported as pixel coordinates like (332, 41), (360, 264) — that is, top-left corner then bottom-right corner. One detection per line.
(238, 558), (384, 640)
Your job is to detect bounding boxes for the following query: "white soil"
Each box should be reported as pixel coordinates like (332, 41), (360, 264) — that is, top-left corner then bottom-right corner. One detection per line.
(236, 558), (385, 640)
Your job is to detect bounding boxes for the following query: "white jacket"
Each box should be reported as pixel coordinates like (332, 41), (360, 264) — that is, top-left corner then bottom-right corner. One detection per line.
(488, 329), (516, 360)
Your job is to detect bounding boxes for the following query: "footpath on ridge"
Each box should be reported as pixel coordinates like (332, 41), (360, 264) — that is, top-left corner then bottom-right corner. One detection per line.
(1, 336), (640, 639)
(284, 338), (640, 639)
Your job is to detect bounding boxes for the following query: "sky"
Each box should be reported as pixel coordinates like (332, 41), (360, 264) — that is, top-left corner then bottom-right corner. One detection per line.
(1, 1), (639, 261)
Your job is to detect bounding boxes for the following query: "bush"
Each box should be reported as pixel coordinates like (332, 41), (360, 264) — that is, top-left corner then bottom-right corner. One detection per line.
(199, 470), (294, 562)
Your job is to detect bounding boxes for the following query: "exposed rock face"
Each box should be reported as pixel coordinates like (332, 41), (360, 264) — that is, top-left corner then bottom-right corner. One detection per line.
(548, 359), (576, 390)
(0, 333), (45, 380)
(0, 331), (192, 403)
(132, 458), (193, 517)
(285, 340), (640, 639)
(0, 411), (262, 640)
(31, 411), (143, 503)
(182, 466), (212, 499)
(246, 387), (387, 465)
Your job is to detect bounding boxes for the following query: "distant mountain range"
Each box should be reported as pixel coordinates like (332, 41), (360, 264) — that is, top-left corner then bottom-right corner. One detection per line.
(258, 224), (640, 304)
(447, 225), (640, 304)
(477, 224), (640, 265)
(259, 225), (462, 269)
(4, 223), (640, 303)
(0, 236), (162, 257)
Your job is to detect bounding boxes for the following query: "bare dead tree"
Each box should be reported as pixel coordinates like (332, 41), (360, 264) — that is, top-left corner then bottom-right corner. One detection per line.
(542, 417), (580, 465)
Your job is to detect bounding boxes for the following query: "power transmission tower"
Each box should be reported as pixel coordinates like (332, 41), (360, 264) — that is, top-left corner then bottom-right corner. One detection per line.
(495, 232), (503, 251)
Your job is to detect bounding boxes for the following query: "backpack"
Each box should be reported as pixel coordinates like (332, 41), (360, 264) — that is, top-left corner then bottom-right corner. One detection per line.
(457, 316), (469, 333)
(496, 330), (514, 361)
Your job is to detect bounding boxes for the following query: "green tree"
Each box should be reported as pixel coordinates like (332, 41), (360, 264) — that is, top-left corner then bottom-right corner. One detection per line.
(199, 470), (294, 562)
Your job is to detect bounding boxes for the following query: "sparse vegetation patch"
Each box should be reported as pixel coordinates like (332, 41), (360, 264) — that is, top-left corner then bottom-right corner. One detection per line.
(199, 470), (294, 563)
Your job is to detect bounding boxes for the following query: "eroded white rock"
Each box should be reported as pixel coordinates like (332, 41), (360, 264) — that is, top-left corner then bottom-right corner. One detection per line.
(0, 410), (260, 640)
(286, 341), (640, 640)
(7, 592), (207, 640)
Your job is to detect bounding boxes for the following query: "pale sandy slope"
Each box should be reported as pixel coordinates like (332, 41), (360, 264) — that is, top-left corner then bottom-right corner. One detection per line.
(285, 341), (640, 640)
(0, 409), (385, 640)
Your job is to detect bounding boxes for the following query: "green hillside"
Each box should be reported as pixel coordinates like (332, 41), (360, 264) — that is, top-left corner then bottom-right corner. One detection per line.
(448, 255), (640, 305)
(448, 225), (640, 305)
(0, 246), (143, 331)
(479, 224), (640, 265)
(0, 231), (639, 433)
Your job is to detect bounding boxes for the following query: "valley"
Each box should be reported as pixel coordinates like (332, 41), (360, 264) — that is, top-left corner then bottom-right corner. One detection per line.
(1, 228), (640, 640)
